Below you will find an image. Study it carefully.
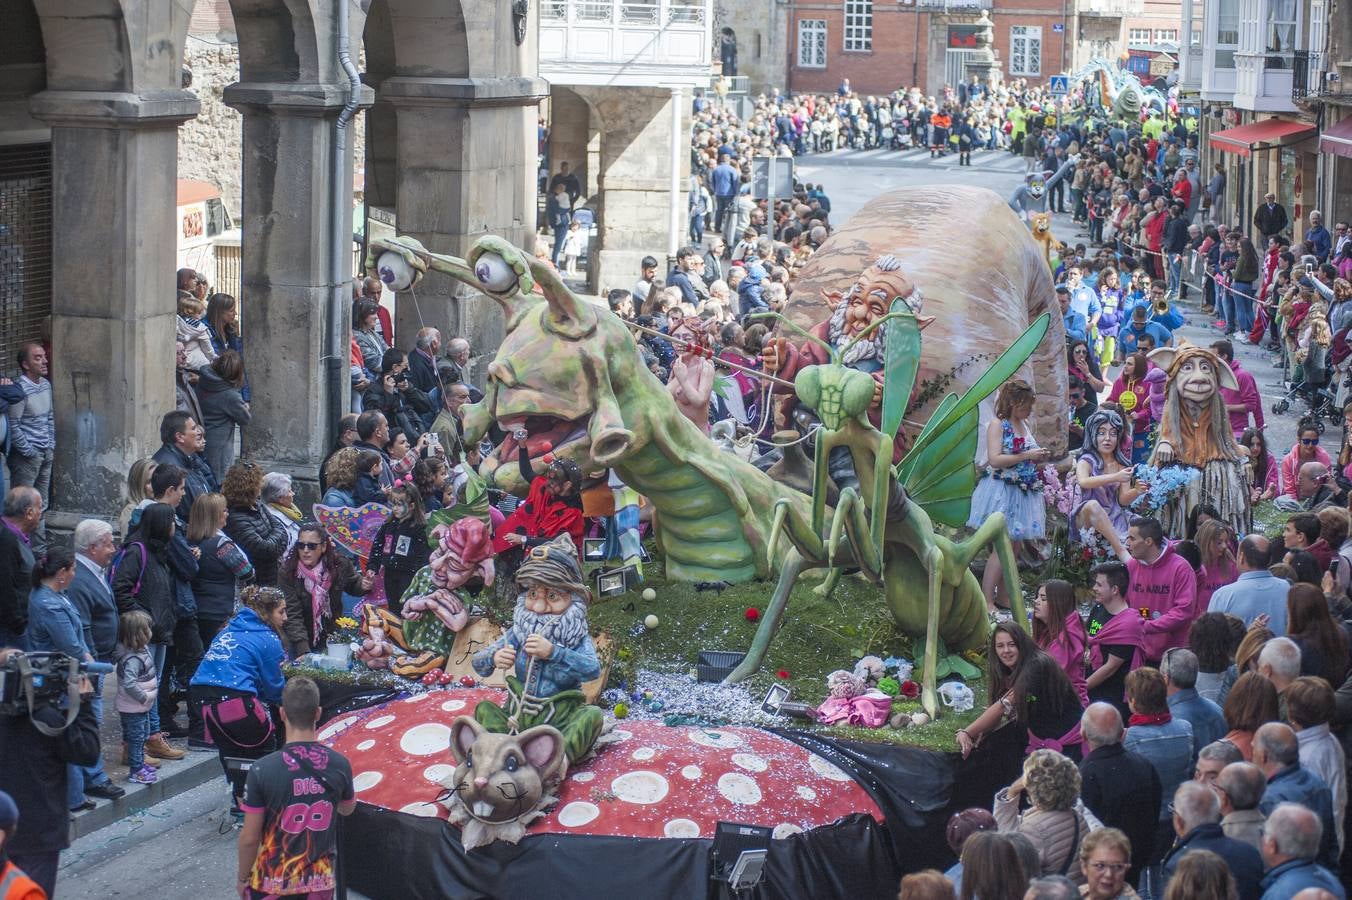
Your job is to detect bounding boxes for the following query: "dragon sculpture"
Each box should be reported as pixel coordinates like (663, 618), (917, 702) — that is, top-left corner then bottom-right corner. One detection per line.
(368, 190), (1057, 715)
(1069, 58), (1167, 121)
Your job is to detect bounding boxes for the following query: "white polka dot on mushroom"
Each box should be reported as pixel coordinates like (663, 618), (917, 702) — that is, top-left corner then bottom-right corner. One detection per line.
(356, 740), (375, 751)
(809, 754), (853, 782)
(363, 714), (396, 730)
(440, 699), (466, 712)
(773, 823), (804, 840)
(680, 765), (702, 781)
(631, 747), (656, 761)
(572, 771), (595, 783)
(611, 729), (633, 743)
(796, 786), (818, 801)
(611, 771), (670, 804)
(399, 722), (453, 756)
(423, 764), (455, 784)
(352, 771), (383, 793)
(316, 715), (357, 741)
(717, 772), (762, 805)
(732, 753), (768, 773)
(687, 728), (744, 750)
(398, 801), (442, 818)
(557, 801), (600, 827)
(664, 818), (701, 838)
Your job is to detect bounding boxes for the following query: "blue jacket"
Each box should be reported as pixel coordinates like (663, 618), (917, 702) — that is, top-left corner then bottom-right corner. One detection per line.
(1308, 224), (1333, 262)
(1260, 858), (1346, 899)
(1124, 717), (1193, 820)
(737, 266), (767, 318)
(711, 163), (739, 198)
(191, 607), (286, 704)
(1167, 688), (1228, 760)
(27, 584), (90, 659)
(1259, 764), (1340, 870)
(66, 558), (119, 661)
(1062, 307), (1088, 343)
(668, 269), (701, 306)
(1162, 823), (1264, 900)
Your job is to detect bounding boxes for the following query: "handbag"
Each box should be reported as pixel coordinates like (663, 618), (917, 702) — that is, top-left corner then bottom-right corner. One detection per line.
(202, 694), (276, 749)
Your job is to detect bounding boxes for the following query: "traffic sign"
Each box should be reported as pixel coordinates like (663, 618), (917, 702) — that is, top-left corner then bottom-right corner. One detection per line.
(1052, 22), (1064, 33)
(751, 156), (795, 201)
(1048, 75), (1069, 95)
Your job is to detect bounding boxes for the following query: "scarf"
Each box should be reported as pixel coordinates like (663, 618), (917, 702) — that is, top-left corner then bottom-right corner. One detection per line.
(270, 501), (304, 523)
(1087, 605), (1145, 672)
(297, 559), (332, 645)
(1128, 711), (1172, 728)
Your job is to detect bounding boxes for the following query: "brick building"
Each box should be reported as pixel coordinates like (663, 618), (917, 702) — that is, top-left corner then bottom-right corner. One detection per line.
(784, 0), (1180, 97)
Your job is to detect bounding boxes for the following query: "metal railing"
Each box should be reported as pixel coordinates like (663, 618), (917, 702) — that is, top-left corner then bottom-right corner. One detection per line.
(1292, 49), (1328, 98)
(1078, 0), (1145, 17)
(541, 0), (706, 26)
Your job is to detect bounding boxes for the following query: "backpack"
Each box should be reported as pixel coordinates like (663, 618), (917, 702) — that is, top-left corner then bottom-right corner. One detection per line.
(113, 541), (148, 599)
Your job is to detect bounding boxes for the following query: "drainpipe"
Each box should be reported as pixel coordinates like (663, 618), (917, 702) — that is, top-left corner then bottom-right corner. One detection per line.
(668, 86), (683, 268)
(329, 0), (363, 449)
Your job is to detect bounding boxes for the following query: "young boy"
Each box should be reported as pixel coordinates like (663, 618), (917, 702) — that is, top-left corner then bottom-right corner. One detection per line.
(236, 677), (355, 900)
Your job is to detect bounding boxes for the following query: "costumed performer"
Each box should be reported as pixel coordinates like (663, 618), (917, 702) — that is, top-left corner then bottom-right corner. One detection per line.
(493, 439), (585, 561)
(1071, 407), (1144, 561)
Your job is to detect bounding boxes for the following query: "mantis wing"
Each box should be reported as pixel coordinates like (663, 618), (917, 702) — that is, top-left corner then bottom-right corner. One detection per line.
(880, 301), (924, 441)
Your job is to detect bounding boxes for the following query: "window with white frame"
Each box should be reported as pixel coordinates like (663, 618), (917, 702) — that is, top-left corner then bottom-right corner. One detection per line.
(844, 0), (872, 51)
(1215, 0), (1239, 66)
(798, 19), (827, 68)
(1128, 28), (1152, 45)
(1010, 26), (1041, 76)
(1154, 28), (1178, 42)
(1267, 0), (1297, 56)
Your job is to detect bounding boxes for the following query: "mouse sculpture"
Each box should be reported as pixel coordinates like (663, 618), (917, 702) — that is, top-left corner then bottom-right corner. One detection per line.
(441, 717), (567, 849)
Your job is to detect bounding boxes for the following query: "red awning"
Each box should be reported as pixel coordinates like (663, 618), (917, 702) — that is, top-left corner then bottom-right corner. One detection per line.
(1320, 117), (1352, 159)
(1208, 118), (1316, 157)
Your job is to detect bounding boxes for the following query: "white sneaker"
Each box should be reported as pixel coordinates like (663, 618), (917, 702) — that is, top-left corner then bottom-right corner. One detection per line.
(1236, 334), (1253, 345)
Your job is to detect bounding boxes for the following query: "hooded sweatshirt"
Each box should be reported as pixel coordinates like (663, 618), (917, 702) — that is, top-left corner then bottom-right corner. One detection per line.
(190, 606), (286, 703)
(1127, 543), (1197, 661)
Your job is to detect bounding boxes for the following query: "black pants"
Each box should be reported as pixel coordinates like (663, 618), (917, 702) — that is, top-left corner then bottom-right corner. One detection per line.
(189, 684), (279, 800)
(160, 616), (205, 738)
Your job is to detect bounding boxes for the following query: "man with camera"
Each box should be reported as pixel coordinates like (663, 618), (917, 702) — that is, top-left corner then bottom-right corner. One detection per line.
(0, 646), (101, 897)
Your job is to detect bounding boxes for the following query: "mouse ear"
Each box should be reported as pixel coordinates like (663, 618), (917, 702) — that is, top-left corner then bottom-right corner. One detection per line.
(517, 725), (566, 772)
(450, 716), (483, 764)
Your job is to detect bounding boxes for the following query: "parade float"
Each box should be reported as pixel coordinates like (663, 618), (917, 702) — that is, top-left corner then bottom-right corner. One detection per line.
(300, 188), (1060, 898)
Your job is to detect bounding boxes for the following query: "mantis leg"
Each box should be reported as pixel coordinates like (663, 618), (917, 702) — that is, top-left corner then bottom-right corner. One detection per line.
(954, 512), (1025, 629)
(838, 487), (883, 582)
(921, 543), (943, 720)
(725, 550), (805, 684)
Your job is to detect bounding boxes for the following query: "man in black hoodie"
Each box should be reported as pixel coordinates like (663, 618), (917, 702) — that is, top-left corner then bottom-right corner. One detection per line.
(1163, 202), (1192, 300)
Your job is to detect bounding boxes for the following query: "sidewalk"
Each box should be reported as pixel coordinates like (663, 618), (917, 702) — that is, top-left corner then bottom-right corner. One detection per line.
(68, 676), (222, 841)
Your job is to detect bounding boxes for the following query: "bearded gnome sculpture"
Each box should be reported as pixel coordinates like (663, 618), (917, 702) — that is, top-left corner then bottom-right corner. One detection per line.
(1148, 342), (1252, 537)
(471, 532), (603, 766)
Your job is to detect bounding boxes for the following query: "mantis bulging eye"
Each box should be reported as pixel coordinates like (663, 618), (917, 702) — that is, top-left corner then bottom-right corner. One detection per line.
(840, 368), (876, 418)
(475, 252), (519, 294)
(795, 367), (821, 409)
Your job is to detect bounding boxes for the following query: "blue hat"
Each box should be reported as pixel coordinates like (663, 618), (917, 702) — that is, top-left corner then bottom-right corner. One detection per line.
(0, 790), (17, 829)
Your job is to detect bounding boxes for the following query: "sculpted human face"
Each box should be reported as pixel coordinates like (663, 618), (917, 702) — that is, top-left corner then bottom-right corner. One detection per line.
(844, 268), (913, 338)
(1175, 356), (1218, 405)
(523, 582), (573, 615)
(1095, 424), (1120, 459)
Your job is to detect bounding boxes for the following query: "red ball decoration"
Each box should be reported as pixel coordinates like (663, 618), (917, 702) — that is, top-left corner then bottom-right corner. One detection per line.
(538, 440), (553, 453)
(744, 607), (760, 622)
(459, 675), (476, 688)
(541, 452), (556, 464)
(900, 680), (921, 699)
(776, 669), (791, 680)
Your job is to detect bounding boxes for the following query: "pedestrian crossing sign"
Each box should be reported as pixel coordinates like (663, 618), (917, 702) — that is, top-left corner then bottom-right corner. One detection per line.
(1048, 75), (1069, 95)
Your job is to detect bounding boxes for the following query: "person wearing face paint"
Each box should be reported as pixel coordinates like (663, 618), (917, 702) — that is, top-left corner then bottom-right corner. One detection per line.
(956, 622), (1084, 761)
(1072, 408), (1145, 562)
(491, 440), (585, 560)
(366, 480), (431, 615)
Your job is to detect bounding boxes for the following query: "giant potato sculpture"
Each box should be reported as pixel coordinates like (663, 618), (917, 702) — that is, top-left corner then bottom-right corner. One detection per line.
(788, 186), (1067, 456)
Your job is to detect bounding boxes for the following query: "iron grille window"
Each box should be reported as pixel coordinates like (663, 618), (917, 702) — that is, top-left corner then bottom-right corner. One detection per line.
(798, 19), (827, 67)
(1010, 26), (1042, 76)
(0, 144), (52, 375)
(844, 0), (872, 51)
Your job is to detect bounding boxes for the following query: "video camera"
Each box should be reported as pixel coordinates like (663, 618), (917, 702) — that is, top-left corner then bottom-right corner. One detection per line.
(0, 651), (112, 735)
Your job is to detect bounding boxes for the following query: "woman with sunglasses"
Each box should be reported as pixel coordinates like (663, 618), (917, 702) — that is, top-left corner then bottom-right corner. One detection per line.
(278, 524), (374, 659)
(1279, 420), (1330, 499)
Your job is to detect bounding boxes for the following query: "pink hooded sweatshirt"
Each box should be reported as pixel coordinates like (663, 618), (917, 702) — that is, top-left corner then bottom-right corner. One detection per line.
(1040, 611), (1090, 707)
(1127, 543), (1197, 662)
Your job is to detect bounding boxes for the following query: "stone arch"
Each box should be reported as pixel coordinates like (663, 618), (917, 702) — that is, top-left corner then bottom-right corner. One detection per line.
(32, 0), (194, 93)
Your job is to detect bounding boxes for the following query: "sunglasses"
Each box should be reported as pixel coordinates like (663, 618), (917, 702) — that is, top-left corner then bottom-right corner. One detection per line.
(1301, 437), (1320, 445)
(295, 541), (324, 551)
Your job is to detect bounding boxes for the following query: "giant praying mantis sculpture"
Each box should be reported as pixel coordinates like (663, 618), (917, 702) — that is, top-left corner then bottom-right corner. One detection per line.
(368, 234), (1046, 716)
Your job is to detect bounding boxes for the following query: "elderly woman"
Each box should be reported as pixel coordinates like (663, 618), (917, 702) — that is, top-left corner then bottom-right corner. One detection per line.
(1079, 828), (1140, 900)
(261, 472), (303, 553)
(222, 462), (289, 587)
(993, 749), (1090, 884)
(278, 522), (372, 658)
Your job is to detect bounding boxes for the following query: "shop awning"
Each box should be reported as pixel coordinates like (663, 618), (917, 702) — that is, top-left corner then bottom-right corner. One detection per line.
(1320, 117), (1352, 159)
(1208, 118), (1316, 157)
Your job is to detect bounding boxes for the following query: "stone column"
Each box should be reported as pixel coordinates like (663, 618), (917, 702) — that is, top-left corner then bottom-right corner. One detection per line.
(223, 82), (373, 491)
(576, 86), (689, 296)
(380, 75), (546, 387)
(30, 90), (199, 524)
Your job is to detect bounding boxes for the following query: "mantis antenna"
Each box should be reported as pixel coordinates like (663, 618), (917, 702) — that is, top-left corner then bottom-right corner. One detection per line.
(746, 311), (837, 362)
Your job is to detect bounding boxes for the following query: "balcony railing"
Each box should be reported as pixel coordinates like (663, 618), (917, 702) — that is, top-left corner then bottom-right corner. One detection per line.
(910, 0), (993, 11)
(539, 0), (712, 87)
(1078, 0), (1145, 18)
(1293, 49), (1328, 99)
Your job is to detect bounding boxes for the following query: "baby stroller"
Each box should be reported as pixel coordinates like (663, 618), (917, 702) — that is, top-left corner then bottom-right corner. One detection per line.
(1272, 343), (1340, 427)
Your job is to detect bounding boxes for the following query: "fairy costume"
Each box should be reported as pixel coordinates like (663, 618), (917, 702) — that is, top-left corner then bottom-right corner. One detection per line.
(967, 419), (1046, 540)
(1070, 451), (1130, 544)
